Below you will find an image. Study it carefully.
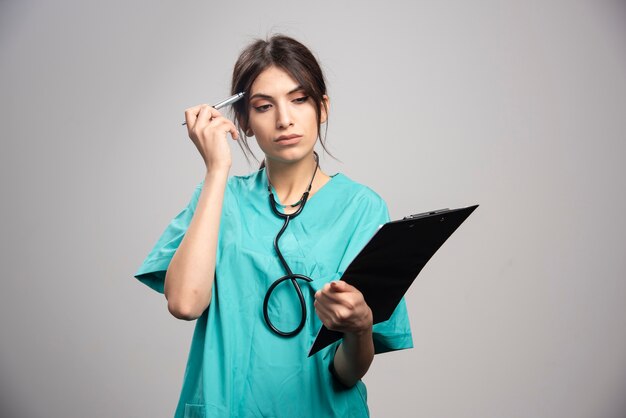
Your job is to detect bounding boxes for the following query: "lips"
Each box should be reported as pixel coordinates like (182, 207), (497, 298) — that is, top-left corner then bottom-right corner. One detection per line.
(276, 134), (302, 142)
(275, 134), (302, 145)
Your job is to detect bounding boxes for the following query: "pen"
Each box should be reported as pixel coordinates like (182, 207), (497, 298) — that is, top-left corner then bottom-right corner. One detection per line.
(182, 92), (245, 125)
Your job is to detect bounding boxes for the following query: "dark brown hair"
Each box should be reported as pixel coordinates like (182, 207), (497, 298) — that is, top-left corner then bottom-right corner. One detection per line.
(230, 34), (331, 163)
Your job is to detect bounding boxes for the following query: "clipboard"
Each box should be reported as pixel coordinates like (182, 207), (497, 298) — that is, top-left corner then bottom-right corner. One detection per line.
(308, 204), (479, 357)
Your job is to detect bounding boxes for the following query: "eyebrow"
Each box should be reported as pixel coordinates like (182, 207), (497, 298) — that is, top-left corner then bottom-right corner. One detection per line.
(248, 85), (305, 101)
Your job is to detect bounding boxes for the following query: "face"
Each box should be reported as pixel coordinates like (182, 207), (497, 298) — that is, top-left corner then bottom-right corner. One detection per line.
(246, 66), (327, 165)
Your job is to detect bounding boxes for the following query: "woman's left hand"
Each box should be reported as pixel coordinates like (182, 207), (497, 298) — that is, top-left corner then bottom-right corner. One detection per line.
(314, 281), (373, 335)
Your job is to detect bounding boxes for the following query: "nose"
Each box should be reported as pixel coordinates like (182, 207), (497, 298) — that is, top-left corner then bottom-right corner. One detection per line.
(275, 102), (293, 129)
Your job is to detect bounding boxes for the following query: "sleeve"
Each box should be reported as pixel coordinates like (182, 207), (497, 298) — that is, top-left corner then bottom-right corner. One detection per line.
(133, 182), (204, 294)
(372, 297), (413, 354)
(341, 189), (414, 354)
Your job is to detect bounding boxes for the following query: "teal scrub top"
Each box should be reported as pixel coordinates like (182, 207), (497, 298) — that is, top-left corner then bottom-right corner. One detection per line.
(135, 169), (413, 418)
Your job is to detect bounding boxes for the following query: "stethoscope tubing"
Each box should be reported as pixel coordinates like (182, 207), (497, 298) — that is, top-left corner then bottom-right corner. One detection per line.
(262, 154), (319, 337)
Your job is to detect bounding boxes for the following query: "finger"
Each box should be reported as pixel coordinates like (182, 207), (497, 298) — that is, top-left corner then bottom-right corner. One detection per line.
(314, 283), (331, 300)
(318, 292), (359, 316)
(316, 287), (345, 305)
(230, 123), (240, 140)
(315, 302), (352, 331)
(314, 298), (332, 317)
(196, 104), (222, 126)
(208, 118), (240, 140)
(330, 281), (342, 292)
(319, 282), (356, 304)
(329, 281), (354, 293)
(313, 301), (338, 328)
(184, 104), (205, 128)
(314, 290), (339, 309)
(198, 105), (223, 122)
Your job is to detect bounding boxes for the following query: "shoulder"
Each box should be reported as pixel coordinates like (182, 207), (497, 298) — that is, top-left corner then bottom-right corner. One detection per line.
(192, 169), (265, 198)
(331, 173), (387, 206)
(228, 169), (265, 192)
(176, 171), (264, 216)
(327, 173), (389, 221)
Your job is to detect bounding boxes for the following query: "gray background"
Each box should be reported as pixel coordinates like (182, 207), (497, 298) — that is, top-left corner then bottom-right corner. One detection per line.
(1, 0), (625, 417)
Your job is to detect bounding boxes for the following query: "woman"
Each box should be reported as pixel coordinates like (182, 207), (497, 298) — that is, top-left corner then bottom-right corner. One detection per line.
(135, 35), (413, 418)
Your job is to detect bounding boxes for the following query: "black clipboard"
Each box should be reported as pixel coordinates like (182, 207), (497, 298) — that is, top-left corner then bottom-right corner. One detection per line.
(308, 204), (479, 357)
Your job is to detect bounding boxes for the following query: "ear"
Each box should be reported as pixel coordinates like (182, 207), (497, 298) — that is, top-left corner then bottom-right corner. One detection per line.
(320, 95), (330, 124)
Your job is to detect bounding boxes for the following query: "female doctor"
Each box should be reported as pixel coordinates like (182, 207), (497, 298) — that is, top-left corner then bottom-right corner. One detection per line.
(135, 34), (412, 418)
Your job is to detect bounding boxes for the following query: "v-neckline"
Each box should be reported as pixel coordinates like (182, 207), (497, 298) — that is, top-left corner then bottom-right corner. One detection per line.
(266, 172), (340, 215)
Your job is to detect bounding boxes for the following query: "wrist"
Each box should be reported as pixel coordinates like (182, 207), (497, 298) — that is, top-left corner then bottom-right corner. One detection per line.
(351, 307), (373, 337)
(204, 166), (230, 180)
(345, 323), (373, 341)
(204, 156), (232, 172)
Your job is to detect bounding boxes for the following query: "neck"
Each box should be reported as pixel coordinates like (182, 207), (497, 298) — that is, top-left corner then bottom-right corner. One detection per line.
(265, 153), (320, 206)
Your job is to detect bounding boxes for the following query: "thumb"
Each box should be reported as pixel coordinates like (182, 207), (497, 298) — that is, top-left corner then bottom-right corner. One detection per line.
(330, 281), (349, 292)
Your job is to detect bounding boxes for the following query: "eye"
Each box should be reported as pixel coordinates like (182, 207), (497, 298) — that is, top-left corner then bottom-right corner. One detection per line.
(292, 96), (309, 104)
(253, 104), (272, 113)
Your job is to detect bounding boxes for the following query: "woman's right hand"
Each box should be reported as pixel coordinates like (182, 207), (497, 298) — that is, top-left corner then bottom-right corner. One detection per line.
(184, 104), (240, 171)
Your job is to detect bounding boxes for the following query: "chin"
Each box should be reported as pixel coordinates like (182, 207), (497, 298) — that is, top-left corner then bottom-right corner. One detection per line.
(265, 145), (316, 164)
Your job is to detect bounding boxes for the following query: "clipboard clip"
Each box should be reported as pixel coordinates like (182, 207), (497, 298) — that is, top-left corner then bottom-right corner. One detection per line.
(403, 208), (450, 220)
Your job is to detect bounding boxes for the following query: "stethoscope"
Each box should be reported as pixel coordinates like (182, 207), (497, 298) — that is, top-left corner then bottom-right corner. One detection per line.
(262, 152), (320, 337)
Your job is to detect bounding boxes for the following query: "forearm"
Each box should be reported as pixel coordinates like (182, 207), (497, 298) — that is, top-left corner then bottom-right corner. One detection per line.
(164, 169), (229, 320)
(332, 327), (375, 387)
